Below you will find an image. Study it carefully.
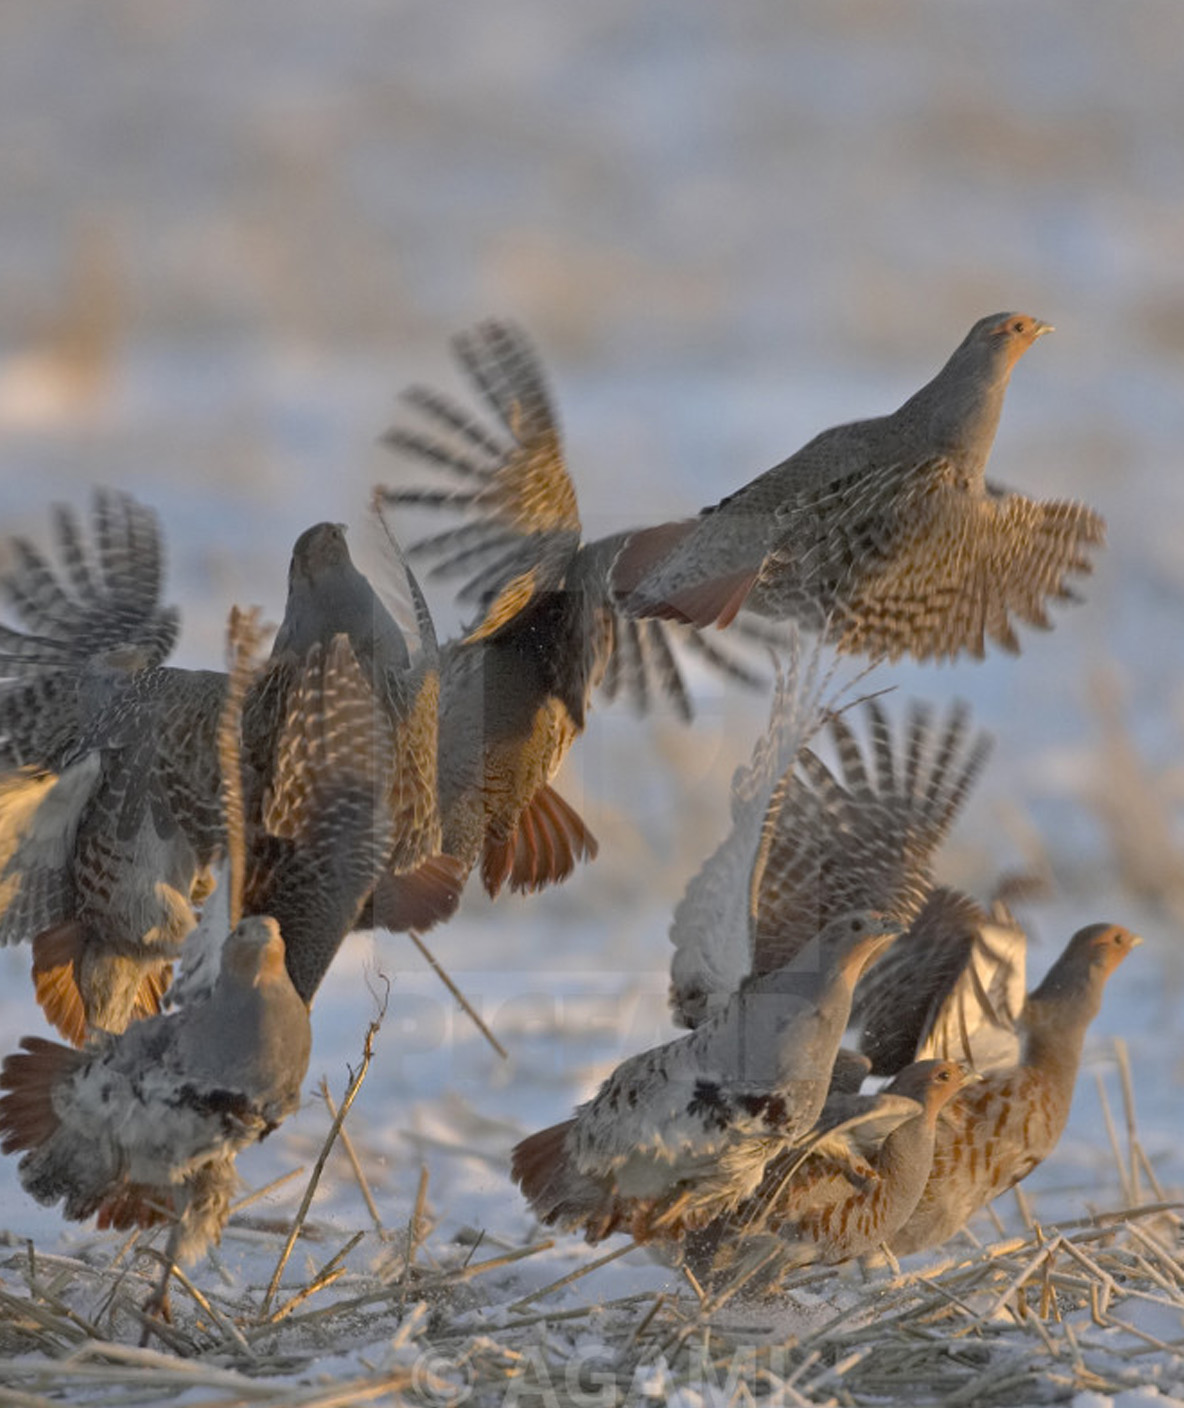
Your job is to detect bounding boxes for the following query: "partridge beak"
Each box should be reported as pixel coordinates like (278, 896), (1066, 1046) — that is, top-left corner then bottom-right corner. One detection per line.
(1033, 320), (1055, 338)
(1132, 933), (1145, 948)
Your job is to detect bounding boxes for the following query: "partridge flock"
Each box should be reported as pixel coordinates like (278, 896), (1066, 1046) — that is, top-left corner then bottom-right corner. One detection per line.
(0, 313), (1137, 1301)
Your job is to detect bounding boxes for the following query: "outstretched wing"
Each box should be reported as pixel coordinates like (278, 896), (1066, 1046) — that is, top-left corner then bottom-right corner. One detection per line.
(748, 697), (991, 980)
(378, 319), (790, 722)
(380, 319), (582, 629)
(855, 887), (1027, 1076)
(667, 633), (844, 1028)
(0, 492), (180, 770)
(0, 490), (178, 677)
(832, 470), (1106, 662)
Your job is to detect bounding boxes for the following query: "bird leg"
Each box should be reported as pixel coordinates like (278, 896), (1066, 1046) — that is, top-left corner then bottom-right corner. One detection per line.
(138, 1225), (182, 1346)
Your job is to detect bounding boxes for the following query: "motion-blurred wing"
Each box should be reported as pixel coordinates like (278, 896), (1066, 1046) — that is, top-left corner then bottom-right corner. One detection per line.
(855, 887), (1027, 1075)
(749, 697), (991, 979)
(668, 634), (841, 1028)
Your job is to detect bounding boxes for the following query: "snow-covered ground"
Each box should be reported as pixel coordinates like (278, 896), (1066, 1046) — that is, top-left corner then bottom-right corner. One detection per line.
(2, 5), (1184, 1403)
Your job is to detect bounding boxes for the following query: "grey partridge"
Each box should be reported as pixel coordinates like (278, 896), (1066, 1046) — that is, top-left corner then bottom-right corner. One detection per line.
(511, 910), (898, 1244)
(377, 320), (783, 897)
(615, 313), (1105, 662)
(696, 1058), (974, 1287)
(874, 921), (1141, 1255)
(0, 913), (310, 1264)
(0, 493), (229, 1040)
(243, 520), (460, 969)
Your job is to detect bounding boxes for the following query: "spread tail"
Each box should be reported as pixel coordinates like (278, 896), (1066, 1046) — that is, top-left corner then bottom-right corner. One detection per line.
(482, 786), (598, 898)
(0, 1035), (84, 1154)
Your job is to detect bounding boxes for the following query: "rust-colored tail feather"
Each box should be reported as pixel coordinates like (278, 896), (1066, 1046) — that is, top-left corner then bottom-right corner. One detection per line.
(369, 854), (467, 933)
(0, 1035), (84, 1154)
(639, 569), (761, 631)
(611, 521), (697, 598)
(96, 1183), (176, 1232)
(482, 785), (598, 898)
(31, 922), (88, 1047)
(510, 1118), (578, 1211)
(510, 1117), (634, 1243)
(612, 520), (759, 630)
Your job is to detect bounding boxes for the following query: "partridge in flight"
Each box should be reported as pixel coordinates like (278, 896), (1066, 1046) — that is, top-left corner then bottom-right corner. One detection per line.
(378, 320), (785, 897)
(615, 313), (1105, 662)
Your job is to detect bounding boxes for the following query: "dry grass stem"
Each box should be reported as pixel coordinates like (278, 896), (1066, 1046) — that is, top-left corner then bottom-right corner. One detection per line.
(508, 1238), (638, 1312)
(406, 928), (508, 1059)
(319, 1080), (384, 1237)
(260, 1011), (384, 1316)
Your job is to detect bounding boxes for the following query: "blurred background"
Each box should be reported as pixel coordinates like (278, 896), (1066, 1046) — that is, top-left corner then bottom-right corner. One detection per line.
(2, 2), (1183, 1245)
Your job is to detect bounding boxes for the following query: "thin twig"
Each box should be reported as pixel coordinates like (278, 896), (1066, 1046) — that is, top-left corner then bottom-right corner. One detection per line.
(157, 1255), (253, 1354)
(1093, 1070), (1131, 1206)
(231, 1166), (308, 1216)
(403, 1164), (431, 1284)
(260, 1008), (385, 1317)
(508, 1239), (638, 1312)
(321, 1079), (385, 1237)
(1113, 1037), (1142, 1205)
(406, 928), (507, 1059)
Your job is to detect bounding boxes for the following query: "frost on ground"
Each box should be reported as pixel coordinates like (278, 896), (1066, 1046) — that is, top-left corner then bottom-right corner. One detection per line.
(3, 2), (1184, 1403)
(1, 823), (1183, 1406)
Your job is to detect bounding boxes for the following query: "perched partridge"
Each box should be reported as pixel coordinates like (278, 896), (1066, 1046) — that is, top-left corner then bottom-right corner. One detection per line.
(378, 320), (781, 897)
(615, 313), (1105, 662)
(511, 910), (898, 1243)
(873, 921), (1141, 1255)
(694, 1059), (973, 1287)
(0, 914), (310, 1264)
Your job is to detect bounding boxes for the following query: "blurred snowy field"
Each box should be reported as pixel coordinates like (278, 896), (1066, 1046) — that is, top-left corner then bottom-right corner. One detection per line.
(2, 4), (1184, 1402)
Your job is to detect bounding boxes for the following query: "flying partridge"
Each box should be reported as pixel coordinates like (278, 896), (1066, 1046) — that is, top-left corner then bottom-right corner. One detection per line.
(0, 493), (229, 1041)
(511, 909), (898, 1243)
(614, 313), (1105, 662)
(377, 320), (784, 898)
(243, 520), (461, 959)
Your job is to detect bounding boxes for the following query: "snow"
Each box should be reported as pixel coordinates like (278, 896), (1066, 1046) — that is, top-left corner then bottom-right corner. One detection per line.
(2, 2), (1184, 1402)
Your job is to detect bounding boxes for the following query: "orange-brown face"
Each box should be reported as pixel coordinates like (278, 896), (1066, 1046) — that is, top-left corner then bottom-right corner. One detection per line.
(894, 1058), (973, 1113)
(987, 312), (1054, 364)
(923, 1060), (973, 1114)
(224, 915), (289, 988)
(1073, 922), (1142, 978)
